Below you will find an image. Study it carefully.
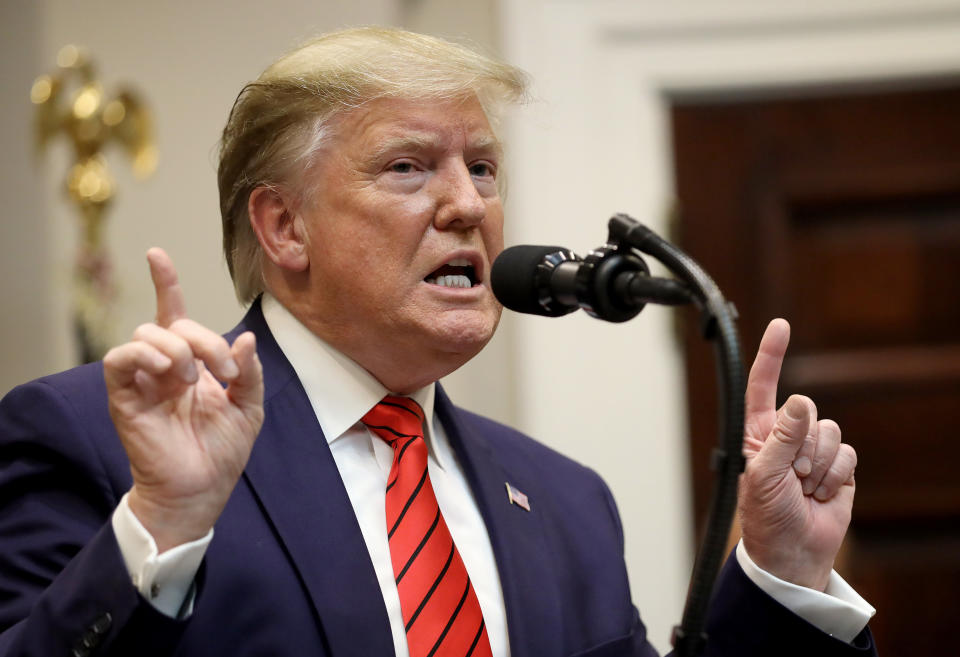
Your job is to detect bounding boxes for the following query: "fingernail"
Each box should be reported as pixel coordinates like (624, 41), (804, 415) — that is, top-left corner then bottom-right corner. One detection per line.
(803, 478), (817, 495)
(793, 456), (812, 476)
(784, 396), (806, 421)
(181, 361), (198, 382)
(814, 485), (829, 501)
(222, 359), (239, 380)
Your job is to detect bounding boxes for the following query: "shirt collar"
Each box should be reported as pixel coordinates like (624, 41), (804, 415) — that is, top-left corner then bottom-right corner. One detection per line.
(260, 294), (440, 462)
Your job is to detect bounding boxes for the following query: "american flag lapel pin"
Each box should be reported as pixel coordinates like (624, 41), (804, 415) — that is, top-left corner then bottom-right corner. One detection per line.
(505, 482), (531, 512)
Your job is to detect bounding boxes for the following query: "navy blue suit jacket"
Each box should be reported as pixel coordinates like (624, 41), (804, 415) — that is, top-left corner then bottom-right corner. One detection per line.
(0, 301), (876, 656)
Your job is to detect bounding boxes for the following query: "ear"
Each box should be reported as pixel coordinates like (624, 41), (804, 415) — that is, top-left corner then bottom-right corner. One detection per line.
(248, 186), (309, 272)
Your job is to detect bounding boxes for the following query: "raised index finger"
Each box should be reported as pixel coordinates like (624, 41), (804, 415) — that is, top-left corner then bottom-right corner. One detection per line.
(146, 247), (188, 328)
(745, 318), (791, 419)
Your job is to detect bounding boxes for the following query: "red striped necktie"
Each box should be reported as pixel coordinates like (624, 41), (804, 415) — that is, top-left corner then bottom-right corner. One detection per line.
(362, 396), (493, 657)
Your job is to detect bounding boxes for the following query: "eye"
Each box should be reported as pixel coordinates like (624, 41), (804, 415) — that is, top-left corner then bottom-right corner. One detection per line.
(469, 161), (496, 178)
(388, 160), (417, 174)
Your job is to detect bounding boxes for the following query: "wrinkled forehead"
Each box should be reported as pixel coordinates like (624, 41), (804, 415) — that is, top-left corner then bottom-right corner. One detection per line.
(327, 95), (503, 158)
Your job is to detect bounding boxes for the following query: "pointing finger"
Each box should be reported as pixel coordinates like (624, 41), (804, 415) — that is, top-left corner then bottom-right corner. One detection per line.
(147, 248), (188, 328)
(745, 319), (791, 420)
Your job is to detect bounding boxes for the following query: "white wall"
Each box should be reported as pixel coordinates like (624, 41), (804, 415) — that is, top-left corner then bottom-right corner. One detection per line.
(0, 1), (56, 389)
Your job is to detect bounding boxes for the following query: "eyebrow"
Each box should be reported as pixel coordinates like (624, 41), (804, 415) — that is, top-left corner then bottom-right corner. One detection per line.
(366, 134), (438, 163)
(471, 134), (504, 158)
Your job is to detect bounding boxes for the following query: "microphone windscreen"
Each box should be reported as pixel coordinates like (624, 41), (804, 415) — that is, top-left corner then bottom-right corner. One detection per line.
(491, 244), (568, 316)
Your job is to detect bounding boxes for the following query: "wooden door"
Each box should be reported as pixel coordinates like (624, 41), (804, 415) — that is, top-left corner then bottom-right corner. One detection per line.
(671, 83), (960, 656)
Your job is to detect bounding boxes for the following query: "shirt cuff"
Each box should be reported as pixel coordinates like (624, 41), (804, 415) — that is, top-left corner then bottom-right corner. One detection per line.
(111, 492), (212, 618)
(736, 540), (876, 643)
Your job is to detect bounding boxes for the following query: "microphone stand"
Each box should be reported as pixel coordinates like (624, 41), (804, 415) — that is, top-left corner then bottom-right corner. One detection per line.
(582, 214), (746, 657)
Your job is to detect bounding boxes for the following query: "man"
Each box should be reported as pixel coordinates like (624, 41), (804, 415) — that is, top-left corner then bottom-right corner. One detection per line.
(0, 27), (875, 656)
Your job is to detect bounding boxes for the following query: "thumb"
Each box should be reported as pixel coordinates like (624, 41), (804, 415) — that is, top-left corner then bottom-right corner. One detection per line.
(754, 395), (811, 475)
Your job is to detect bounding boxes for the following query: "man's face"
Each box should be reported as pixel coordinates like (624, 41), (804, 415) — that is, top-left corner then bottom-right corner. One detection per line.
(292, 95), (505, 390)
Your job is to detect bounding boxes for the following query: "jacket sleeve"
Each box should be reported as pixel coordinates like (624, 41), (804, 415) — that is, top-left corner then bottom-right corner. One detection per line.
(590, 474), (877, 657)
(692, 554), (877, 657)
(0, 376), (189, 657)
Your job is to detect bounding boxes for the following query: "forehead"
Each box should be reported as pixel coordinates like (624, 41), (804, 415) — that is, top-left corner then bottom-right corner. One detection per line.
(329, 95), (501, 157)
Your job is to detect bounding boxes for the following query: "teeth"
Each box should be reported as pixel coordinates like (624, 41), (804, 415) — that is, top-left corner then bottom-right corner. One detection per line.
(429, 274), (472, 288)
(447, 258), (470, 267)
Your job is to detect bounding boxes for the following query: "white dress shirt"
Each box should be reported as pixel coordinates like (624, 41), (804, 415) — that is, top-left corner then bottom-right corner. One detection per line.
(112, 293), (873, 649)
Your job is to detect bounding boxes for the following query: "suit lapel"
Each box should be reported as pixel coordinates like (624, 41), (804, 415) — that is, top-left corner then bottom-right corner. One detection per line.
(234, 302), (395, 657)
(435, 386), (564, 657)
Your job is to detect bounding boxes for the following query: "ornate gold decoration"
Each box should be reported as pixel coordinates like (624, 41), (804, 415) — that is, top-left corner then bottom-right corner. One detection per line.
(32, 45), (157, 362)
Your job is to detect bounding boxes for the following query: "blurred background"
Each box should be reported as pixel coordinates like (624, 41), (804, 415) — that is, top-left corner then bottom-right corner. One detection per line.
(3, 1), (960, 653)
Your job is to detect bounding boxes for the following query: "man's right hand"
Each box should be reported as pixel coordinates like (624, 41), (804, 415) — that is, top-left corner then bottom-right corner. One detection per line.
(103, 248), (264, 552)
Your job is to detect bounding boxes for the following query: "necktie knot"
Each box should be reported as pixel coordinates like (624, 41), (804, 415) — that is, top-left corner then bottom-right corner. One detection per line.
(362, 395), (426, 446)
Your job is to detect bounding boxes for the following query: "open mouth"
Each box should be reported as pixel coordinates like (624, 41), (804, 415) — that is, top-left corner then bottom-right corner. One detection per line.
(424, 258), (478, 288)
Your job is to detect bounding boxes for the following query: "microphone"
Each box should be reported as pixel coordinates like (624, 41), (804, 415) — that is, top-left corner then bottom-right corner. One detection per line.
(491, 243), (693, 322)
(490, 245), (581, 317)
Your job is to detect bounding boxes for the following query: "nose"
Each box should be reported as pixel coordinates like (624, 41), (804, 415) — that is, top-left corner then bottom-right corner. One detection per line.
(434, 163), (486, 230)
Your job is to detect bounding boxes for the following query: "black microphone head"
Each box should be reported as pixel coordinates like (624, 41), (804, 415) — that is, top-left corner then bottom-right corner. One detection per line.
(491, 245), (577, 316)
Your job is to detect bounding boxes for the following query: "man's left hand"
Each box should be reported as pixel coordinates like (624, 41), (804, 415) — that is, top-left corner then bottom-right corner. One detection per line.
(738, 318), (858, 592)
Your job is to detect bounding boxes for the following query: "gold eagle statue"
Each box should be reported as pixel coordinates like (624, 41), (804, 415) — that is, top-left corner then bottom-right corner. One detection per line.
(31, 45), (157, 362)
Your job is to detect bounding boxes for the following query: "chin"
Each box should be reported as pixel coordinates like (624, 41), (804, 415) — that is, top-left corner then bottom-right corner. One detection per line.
(429, 310), (499, 361)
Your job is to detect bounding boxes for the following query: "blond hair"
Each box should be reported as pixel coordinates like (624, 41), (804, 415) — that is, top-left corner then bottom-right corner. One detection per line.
(218, 26), (529, 303)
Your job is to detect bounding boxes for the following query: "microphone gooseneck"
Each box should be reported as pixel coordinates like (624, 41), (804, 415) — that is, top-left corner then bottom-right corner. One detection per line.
(491, 214), (743, 657)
